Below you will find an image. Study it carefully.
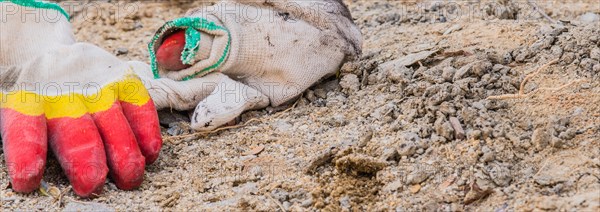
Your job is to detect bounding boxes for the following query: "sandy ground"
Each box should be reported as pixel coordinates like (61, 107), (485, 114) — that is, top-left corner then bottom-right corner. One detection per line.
(2, 0), (600, 211)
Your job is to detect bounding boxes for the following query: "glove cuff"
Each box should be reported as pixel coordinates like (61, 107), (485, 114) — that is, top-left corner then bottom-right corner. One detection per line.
(149, 16), (231, 81)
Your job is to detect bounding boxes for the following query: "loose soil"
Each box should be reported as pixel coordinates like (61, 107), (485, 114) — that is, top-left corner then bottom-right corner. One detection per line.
(2, 0), (599, 211)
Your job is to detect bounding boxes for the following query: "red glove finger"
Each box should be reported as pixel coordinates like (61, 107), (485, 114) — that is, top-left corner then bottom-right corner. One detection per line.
(121, 100), (162, 165)
(0, 108), (47, 193)
(46, 99), (108, 197)
(118, 76), (163, 165)
(91, 101), (145, 190)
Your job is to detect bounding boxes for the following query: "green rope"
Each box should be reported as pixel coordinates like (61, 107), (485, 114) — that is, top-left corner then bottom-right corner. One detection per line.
(148, 17), (231, 81)
(182, 27), (201, 65)
(1, 0), (70, 20)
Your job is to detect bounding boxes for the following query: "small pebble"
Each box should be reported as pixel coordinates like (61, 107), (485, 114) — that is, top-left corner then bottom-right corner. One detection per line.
(409, 184), (422, 194)
(116, 47), (129, 56)
(339, 74), (360, 94)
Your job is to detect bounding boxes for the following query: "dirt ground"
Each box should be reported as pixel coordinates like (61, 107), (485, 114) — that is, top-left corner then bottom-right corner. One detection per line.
(1, 0), (600, 211)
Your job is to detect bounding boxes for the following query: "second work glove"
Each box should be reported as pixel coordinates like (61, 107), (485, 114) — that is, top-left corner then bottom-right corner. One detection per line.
(147, 0), (363, 131)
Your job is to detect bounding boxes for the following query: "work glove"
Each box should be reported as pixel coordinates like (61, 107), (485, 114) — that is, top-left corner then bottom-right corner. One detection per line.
(0, 1), (162, 197)
(148, 0), (363, 131)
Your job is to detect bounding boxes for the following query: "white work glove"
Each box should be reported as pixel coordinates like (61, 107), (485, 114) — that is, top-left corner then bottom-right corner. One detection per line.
(148, 0), (363, 131)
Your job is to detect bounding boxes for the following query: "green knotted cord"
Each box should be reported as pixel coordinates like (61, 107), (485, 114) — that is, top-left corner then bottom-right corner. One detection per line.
(182, 27), (201, 65)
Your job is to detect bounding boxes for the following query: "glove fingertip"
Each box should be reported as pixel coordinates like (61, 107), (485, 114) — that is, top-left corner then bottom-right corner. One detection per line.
(1, 109), (48, 193)
(121, 99), (163, 165)
(91, 102), (146, 190)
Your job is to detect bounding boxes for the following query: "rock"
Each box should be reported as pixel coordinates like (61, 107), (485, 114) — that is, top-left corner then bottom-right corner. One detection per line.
(579, 12), (600, 25)
(397, 132), (419, 156)
(313, 88), (328, 99)
(63, 202), (115, 212)
(558, 128), (576, 140)
(500, 51), (513, 64)
(471, 101), (486, 110)
(532, 127), (551, 150)
(115, 47), (129, 56)
(481, 146), (495, 163)
(470, 61), (492, 77)
(406, 170), (429, 184)
(300, 196), (314, 207)
(387, 66), (413, 84)
(449, 117), (465, 140)
(593, 64), (600, 73)
(551, 45), (563, 58)
(282, 202), (291, 210)
(467, 130), (482, 140)
(439, 102), (456, 116)
(514, 48), (531, 62)
(367, 70), (386, 85)
(562, 52), (576, 64)
(339, 74), (360, 94)
(382, 180), (404, 193)
(453, 63), (472, 81)
(580, 58), (596, 71)
(441, 66), (456, 82)
(435, 120), (454, 141)
(487, 163), (512, 187)
(328, 94), (347, 108)
(463, 180), (493, 205)
(381, 148), (400, 162)
(409, 184), (421, 194)
(339, 196), (351, 210)
(359, 130), (374, 147)
(425, 84), (452, 106)
(590, 47), (600, 61)
(340, 61), (362, 75)
(550, 136), (564, 148)
(305, 90), (317, 102)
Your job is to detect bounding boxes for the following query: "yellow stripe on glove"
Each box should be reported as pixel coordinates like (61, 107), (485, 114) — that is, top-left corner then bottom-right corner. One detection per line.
(0, 74), (150, 119)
